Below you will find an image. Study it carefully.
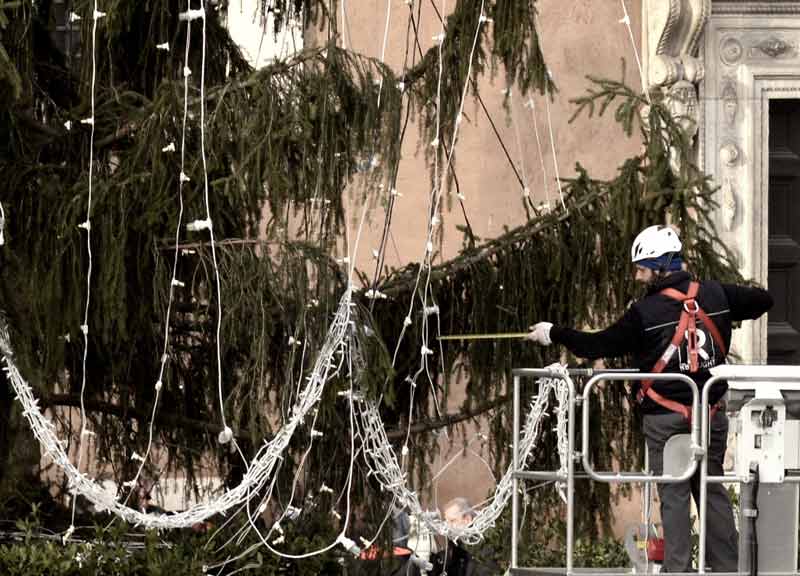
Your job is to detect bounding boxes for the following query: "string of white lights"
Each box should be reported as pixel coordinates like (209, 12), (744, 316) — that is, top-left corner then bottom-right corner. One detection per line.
(70, 1), (106, 539)
(385, 0), (451, 461)
(0, 289), (355, 530)
(194, 2), (234, 443)
(414, 0), (488, 430)
(354, 365), (571, 544)
(0, 201), (6, 245)
(118, 0), (196, 510)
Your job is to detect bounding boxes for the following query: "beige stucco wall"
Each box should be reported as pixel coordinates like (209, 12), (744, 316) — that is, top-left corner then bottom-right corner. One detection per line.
(343, 0), (644, 270)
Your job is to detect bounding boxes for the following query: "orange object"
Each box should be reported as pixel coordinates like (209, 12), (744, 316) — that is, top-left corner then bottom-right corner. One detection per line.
(358, 545), (413, 560)
(647, 538), (665, 562)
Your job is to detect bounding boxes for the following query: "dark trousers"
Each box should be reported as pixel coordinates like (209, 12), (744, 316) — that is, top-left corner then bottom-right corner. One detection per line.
(643, 410), (738, 572)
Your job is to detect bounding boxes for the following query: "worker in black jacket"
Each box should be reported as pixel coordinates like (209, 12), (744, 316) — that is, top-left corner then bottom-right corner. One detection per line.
(527, 225), (773, 572)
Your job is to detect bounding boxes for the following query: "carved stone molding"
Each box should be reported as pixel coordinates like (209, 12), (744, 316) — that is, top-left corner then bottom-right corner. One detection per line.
(701, 5), (800, 362)
(752, 37), (796, 58)
(721, 78), (738, 126)
(720, 37), (744, 64)
(721, 176), (738, 230)
(714, 2), (800, 14)
(643, 0), (710, 153)
(645, 0), (710, 87)
(720, 142), (740, 165)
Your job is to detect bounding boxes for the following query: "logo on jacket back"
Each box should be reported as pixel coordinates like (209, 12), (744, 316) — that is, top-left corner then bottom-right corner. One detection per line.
(677, 327), (717, 371)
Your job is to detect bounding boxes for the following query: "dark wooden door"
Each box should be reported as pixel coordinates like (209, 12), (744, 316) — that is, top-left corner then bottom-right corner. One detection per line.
(768, 99), (800, 364)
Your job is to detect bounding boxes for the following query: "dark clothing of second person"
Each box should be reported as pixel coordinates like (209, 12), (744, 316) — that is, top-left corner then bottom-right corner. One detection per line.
(547, 270), (771, 572)
(549, 271), (773, 413)
(430, 542), (494, 576)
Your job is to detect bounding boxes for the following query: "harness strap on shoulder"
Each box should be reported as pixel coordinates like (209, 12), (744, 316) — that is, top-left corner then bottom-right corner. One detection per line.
(636, 282), (727, 419)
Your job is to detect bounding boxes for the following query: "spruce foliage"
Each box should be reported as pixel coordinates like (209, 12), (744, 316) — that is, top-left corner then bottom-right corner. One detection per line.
(0, 0), (742, 566)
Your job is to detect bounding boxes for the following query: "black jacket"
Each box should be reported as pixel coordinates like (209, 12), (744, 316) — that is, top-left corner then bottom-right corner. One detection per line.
(550, 271), (773, 414)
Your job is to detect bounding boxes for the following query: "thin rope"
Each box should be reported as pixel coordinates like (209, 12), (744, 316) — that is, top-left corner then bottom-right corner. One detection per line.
(619, 0), (651, 105)
(70, 1), (105, 539)
(526, 97), (550, 207)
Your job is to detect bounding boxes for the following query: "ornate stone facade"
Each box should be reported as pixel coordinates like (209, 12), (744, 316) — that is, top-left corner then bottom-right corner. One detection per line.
(703, 1), (800, 361)
(643, 0), (800, 362)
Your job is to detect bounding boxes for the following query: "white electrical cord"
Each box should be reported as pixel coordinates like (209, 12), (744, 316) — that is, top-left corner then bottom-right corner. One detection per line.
(70, 2), (106, 539)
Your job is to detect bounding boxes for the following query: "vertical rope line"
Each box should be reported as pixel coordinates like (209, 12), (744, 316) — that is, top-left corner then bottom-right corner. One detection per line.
(376, 0), (392, 109)
(544, 92), (566, 211)
(197, 1), (229, 431)
(121, 0), (195, 508)
(71, 0), (104, 536)
(509, 90), (531, 200)
(526, 98), (550, 207)
(619, 0), (651, 105)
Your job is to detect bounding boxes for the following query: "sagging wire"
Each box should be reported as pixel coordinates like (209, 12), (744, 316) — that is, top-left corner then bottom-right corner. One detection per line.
(416, 0), (489, 425)
(194, 1), (235, 445)
(384, 0), (451, 451)
(543, 86), (566, 212)
(208, 196), (370, 568)
(531, 12), (567, 212)
(70, 1), (106, 542)
(525, 97), (551, 209)
(112, 0), (196, 520)
(376, 0), (392, 110)
(507, 90), (532, 203)
(618, 0), (651, 105)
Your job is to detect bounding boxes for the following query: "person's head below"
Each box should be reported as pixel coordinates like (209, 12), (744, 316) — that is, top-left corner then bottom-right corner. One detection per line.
(631, 225), (683, 285)
(443, 497), (474, 529)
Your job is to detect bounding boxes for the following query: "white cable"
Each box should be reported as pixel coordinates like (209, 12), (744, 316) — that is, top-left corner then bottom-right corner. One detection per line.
(618, 0), (651, 105)
(71, 1), (105, 534)
(385, 0), (449, 425)
(246, 335), (360, 561)
(376, 0), (392, 109)
(525, 98), (550, 208)
(508, 90), (531, 200)
(531, 12), (566, 212)
(0, 201), (6, 245)
(340, 0), (349, 51)
(543, 87), (566, 212)
(120, 0), (195, 507)
(415, 0), (486, 423)
(191, 0), (230, 435)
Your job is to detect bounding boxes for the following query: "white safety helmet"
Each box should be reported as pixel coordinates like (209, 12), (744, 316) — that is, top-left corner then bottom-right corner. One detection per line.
(630, 225), (682, 263)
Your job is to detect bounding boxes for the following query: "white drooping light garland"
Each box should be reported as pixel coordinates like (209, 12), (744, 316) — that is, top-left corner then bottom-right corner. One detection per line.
(0, 289), (354, 530)
(355, 365), (572, 545)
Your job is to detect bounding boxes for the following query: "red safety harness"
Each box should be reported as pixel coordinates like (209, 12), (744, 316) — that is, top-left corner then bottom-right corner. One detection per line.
(636, 281), (727, 420)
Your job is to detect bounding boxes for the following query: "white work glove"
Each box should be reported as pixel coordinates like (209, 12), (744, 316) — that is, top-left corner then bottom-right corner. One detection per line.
(526, 322), (553, 346)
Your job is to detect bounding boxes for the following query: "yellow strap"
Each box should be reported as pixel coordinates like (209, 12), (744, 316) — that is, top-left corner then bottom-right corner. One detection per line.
(437, 332), (529, 341)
